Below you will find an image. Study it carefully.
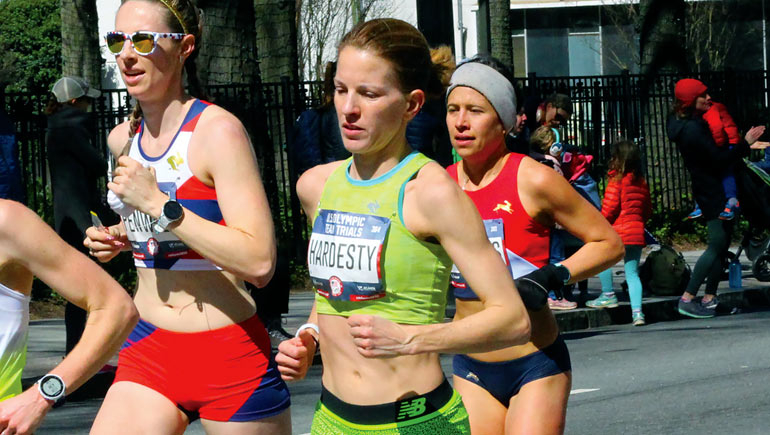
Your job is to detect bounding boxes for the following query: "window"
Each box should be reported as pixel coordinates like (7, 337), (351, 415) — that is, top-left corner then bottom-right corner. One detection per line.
(513, 32), (526, 78)
(568, 32), (601, 76)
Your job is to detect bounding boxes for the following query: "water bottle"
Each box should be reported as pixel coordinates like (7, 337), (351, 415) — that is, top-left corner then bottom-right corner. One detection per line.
(728, 258), (742, 289)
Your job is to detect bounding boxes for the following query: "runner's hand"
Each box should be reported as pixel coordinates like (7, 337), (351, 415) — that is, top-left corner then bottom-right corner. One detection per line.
(348, 315), (412, 358)
(109, 156), (166, 215)
(275, 330), (316, 381)
(0, 386), (53, 435)
(514, 264), (564, 310)
(83, 225), (126, 263)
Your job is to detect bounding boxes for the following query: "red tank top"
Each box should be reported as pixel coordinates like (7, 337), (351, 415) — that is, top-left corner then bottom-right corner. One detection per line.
(447, 153), (551, 299)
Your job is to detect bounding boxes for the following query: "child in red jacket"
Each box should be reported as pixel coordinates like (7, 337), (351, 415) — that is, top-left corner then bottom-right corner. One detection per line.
(688, 100), (740, 220)
(587, 140), (651, 325)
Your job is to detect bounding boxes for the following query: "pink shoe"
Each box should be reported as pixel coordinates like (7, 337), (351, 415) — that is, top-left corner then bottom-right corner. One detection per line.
(548, 297), (577, 311)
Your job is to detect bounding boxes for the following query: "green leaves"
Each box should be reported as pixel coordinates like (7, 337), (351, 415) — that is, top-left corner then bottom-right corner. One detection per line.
(0, 0), (61, 92)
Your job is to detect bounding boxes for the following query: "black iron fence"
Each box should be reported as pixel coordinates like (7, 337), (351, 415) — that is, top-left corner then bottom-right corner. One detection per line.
(3, 70), (769, 263)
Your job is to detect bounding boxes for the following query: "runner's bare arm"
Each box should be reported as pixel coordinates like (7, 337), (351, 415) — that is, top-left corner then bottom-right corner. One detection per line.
(518, 157), (624, 281)
(108, 111), (276, 286)
(274, 162), (343, 380)
(348, 164), (531, 357)
(0, 201), (138, 434)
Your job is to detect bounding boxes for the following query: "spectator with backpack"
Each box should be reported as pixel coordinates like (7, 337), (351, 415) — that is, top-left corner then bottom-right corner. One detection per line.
(586, 140), (651, 326)
(667, 78), (766, 318)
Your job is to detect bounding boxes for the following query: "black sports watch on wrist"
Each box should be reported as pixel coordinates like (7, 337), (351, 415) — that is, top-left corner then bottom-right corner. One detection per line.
(37, 374), (66, 408)
(553, 262), (572, 285)
(153, 200), (184, 233)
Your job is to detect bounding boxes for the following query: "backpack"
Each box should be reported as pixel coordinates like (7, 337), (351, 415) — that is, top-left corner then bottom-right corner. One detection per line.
(639, 245), (691, 296)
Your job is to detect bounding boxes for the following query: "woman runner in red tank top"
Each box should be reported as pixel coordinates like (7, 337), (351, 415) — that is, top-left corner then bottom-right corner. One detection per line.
(445, 55), (623, 435)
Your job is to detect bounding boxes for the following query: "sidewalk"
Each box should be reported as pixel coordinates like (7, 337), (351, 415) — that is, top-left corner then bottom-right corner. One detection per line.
(21, 249), (770, 396)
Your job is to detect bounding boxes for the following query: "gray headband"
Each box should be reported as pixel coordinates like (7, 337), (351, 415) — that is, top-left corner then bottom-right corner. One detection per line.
(446, 62), (516, 133)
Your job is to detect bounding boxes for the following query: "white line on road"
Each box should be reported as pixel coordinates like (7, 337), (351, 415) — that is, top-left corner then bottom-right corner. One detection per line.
(570, 388), (600, 395)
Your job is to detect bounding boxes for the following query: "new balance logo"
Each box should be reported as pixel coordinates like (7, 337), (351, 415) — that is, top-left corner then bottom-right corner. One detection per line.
(493, 200), (513, 214)
(396, 397), (427, 420)
(368, 201), (380, 214)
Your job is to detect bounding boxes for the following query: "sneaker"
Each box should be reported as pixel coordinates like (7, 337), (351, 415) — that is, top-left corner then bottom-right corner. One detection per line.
(719, 200), (739, 221)
(632, 311), (646, 326)
(701, 296), (719, 310)
(687, 206), (702, 220)
(548, 297), (577, 311)
(719, 207), (734, 220)
(678, 298), (715, 319)
(586, 293), (619, 308)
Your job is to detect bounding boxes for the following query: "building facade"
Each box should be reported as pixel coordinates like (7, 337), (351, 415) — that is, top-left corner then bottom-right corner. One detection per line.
(453, 0), (769, 77)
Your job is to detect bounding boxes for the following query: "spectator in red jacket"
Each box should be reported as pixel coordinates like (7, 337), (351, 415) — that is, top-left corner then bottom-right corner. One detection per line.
(587, 140), (651, 326)
(688, 99), (741, 220)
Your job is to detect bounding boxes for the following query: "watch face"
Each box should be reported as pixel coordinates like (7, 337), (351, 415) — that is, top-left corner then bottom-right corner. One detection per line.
(41, 376), (64, 397)
(164, 201), (184, 220)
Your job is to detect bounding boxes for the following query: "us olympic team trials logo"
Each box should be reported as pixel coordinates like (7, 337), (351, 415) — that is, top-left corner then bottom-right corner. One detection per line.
(329, 276), (344, 297)
(147, 237), (159, 256)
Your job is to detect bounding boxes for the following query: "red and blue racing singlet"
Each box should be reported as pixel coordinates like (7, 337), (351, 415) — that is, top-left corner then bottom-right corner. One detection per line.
(121, 99), (225, 271)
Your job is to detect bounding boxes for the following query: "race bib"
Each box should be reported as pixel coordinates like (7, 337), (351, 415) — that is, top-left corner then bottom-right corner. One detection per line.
(125, 182), (192, 262)
(308, 210), (391, 301)
(451, 218), (506, 290)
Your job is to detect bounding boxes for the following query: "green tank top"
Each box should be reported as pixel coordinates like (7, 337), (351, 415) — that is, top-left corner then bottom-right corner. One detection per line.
(0, 282), (29, 401)
(309, 151), (452, 325)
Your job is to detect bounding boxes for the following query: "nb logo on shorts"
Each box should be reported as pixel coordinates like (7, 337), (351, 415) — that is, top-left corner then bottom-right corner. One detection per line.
(396, 397), (427, 421)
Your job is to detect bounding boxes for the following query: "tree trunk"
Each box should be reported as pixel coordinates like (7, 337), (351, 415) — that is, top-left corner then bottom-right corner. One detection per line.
(489, 0), (512, 70)
(196, 1), (259, 85)
(60, 0), (102, 88)
(254, 0), (298, 83)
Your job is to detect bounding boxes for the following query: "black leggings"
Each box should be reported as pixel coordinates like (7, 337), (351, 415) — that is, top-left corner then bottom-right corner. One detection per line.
(685, 218), (733, 296)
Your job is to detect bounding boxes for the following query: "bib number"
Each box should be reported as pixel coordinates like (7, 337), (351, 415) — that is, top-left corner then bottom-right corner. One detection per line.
(308, 210), (391, 301)
(451, 218), (506, 289)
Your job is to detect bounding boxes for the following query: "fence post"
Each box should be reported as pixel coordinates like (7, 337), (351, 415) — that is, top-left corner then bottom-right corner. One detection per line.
(620, 69), (634, 139)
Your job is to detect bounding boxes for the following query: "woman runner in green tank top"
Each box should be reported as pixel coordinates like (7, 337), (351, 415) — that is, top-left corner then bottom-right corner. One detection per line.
(275, 19), (532, 434)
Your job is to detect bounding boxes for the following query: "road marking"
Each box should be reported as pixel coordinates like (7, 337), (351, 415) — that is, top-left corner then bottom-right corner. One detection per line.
(570, 388), (600, 395)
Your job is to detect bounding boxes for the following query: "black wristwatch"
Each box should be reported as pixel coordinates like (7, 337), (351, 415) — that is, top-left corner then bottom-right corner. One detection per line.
(553, 262), (572, 285)
(37, 374), (66, 408)
(153, 200), (184, 233)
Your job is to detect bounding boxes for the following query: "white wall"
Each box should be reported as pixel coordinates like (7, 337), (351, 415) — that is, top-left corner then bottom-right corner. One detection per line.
(453, 1), (480, 62)
(97, 0), (121, 89)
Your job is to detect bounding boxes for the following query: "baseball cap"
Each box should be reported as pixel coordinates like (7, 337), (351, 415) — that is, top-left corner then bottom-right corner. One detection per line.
(51, 76), (101, 103)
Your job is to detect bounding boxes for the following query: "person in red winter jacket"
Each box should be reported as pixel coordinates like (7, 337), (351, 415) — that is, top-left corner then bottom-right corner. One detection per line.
(586, 140), (651, 325)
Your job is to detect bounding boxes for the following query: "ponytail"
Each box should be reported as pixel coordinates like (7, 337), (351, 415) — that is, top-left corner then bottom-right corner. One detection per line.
(426, 45), (455, 101)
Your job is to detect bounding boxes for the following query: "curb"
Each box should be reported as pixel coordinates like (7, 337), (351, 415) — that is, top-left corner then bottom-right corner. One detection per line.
(554, 285), (770, 331)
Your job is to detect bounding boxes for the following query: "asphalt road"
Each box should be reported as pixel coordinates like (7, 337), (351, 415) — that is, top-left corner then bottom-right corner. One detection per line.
(32, 306), (770, 434)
